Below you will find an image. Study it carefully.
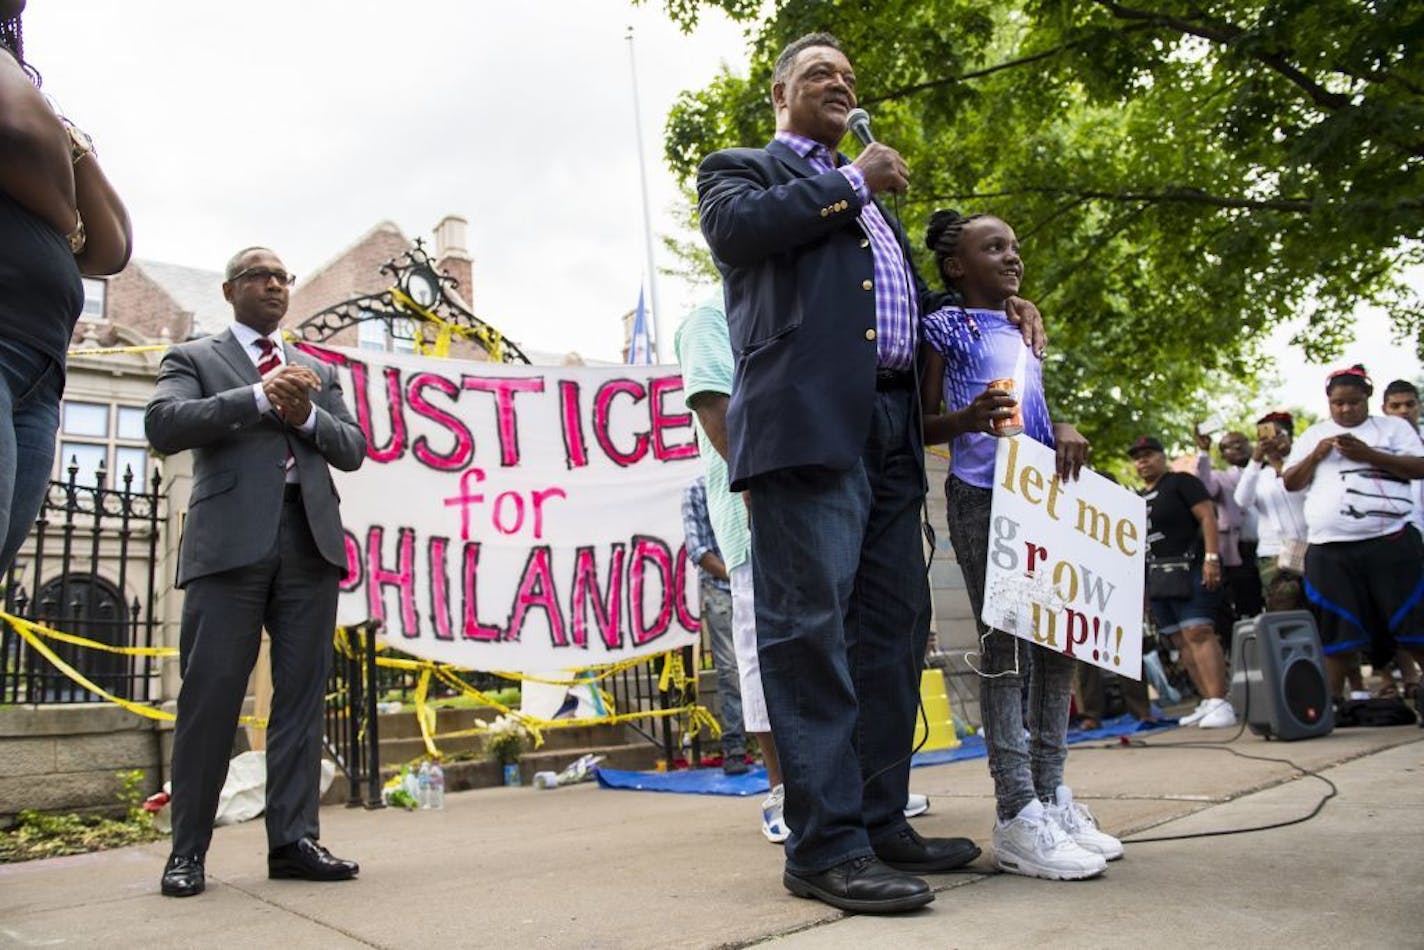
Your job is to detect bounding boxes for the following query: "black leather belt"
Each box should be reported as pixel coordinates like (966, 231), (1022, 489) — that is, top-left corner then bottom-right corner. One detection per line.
(874, 369), (914, 391)
(283, 483), (302, 502)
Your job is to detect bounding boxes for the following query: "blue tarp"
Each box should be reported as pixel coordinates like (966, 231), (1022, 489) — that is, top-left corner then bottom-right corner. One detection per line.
(595, 714), (1178, 796)
(595, 764), (772, 796)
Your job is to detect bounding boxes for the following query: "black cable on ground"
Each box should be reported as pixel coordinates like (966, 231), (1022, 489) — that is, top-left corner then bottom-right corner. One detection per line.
(1116, 632), (1340, 843)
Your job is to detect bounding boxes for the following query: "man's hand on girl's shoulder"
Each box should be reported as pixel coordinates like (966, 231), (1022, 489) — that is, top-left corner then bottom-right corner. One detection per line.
(1004, 297), (1046, 357)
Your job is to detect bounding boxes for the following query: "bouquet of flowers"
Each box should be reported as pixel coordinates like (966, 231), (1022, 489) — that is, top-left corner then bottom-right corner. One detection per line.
(484, 714), (530, 765)
(382, 764), (420, 810)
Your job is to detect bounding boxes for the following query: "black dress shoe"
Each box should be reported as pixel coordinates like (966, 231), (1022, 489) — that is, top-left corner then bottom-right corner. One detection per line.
(268, 837), (359, 881)
(873, 824), (982, 873)
(160, 853), (205, 897)
(783, 855), (933, 914)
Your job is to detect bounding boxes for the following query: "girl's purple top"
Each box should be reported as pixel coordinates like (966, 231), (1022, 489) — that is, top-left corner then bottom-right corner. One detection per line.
(923, 305), (1054, 489)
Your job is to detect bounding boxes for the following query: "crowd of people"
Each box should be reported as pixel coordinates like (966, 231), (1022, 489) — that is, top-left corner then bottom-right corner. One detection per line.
(676, 29), (1424, 916)
(6, 0), (1420, 914)
(1123, 372), (1424, 730)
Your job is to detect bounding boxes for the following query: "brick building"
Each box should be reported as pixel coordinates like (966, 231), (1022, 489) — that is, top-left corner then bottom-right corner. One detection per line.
(0, 213), (525, 820)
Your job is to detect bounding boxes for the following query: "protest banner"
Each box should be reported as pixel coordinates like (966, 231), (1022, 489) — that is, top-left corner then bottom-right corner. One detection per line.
(981, 435), (1147, 678)
(294, 343), (703, 672)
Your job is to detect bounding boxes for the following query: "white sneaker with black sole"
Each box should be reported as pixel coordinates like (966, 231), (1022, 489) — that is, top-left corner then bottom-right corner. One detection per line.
(993, 799), (1107, 880)
(1048, 785), (1123, 861)
(762, 783), (789, 844)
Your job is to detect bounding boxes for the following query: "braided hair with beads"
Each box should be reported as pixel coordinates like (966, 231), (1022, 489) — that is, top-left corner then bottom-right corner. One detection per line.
(0, 7), (40, 86)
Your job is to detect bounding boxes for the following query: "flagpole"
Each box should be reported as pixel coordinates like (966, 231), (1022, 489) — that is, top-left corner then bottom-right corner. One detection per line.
(625, 25), (665, 362)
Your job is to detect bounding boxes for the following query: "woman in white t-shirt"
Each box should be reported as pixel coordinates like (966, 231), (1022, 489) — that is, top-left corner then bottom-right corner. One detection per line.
(1234, 412), (1309, 599)
(1282, 365), (1424, 699)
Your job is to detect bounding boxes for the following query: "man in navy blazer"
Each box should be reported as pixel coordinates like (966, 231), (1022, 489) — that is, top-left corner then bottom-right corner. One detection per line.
(697, 32), (983, 914)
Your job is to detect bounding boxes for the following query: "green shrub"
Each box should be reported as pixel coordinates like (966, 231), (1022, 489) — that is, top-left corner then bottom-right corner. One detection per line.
(0, 769), (163, 863)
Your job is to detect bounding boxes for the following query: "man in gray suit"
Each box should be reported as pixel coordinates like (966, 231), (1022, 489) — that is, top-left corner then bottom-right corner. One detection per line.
(146, 246), (367, 897)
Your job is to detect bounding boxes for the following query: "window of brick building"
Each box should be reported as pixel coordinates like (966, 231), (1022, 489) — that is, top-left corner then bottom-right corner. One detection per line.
(57, 402), (150, 488)
(358, 315), (385, 352)
(357, 312), (418, 354)
(80, 278), (106, 322)
(391, 317), (417, 354)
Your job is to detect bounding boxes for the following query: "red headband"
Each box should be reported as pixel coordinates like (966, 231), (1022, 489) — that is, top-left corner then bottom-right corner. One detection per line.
(1326, 366), (1372, 393)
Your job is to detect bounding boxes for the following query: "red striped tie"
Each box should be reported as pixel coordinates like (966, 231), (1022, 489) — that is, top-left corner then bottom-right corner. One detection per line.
(256, 339), (296, 477)
(256, 337), (282, 376)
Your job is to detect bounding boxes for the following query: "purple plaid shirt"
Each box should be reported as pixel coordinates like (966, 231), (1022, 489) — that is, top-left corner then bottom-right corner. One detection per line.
(774, 131), (917, 369)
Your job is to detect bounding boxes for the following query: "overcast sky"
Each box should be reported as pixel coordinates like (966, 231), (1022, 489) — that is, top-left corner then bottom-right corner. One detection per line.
(23, 0), (1420, 408)
(25, 0), (747, 362)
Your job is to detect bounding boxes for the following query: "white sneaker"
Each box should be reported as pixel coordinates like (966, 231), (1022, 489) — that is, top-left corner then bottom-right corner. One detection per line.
(1196, 697), (1238, 729)
(1178, 700), (1210, 726)
(993, 799), (1107, 880)
(761, 784), (789, 844)
(1048, 786), (1123, 861)
(903, 793), (930, 819)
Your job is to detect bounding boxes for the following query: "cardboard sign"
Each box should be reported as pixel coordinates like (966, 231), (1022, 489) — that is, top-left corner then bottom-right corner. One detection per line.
(981, 435), (1146, 678)
(296, 343), (702, 672)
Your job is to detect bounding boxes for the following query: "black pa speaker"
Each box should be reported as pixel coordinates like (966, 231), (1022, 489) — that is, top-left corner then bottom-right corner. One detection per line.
(1228, 611), (1334, 741)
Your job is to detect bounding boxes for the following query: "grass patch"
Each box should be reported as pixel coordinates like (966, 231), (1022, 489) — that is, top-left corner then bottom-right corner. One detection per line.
(0, 770), (164, 863)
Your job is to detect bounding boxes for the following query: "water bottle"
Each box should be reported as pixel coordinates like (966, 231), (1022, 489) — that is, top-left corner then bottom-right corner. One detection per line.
(417, 760), (432, 810)
(428, 762), (445, 810)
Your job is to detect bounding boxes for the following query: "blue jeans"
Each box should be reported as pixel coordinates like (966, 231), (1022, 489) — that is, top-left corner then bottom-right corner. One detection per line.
(749, 387), (929, 874)
(947, 476), (1074, 822)
(701, 578), (745, 754)
(0, 337), (62, 577)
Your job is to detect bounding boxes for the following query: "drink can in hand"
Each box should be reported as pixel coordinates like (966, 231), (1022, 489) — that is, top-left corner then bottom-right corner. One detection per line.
(988, 377), (1023, 436)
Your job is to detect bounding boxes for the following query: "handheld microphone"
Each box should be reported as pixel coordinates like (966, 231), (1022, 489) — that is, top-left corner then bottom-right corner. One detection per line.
(846, 108), (875, 146)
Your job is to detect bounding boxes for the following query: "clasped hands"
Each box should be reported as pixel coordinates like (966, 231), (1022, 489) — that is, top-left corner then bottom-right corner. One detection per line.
(262, 365), (322, 426)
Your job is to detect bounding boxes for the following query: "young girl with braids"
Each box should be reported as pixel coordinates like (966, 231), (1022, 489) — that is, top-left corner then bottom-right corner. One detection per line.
(918, 209), (1120, 880)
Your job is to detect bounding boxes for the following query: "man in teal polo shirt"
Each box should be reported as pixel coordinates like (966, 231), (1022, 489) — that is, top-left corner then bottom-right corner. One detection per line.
(676, 294), (788, 843)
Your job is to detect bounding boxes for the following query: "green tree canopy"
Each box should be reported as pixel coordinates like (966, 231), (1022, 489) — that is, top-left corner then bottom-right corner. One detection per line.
(657, 0), (1422, 455)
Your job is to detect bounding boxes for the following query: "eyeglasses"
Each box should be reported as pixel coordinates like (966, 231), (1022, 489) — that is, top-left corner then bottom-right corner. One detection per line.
(230, 267), (296, 287)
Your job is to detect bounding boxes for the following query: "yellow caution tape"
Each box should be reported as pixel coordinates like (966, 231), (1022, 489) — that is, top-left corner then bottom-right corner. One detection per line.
(389, 286), (479, 360)
(658, 652), (693, 693)
(0, 612), (717, 752)
(0, 613), (177, 658)
(2, 612), (267, 728)
(65, 343), (172, 358)
(389, 285), (508, 362)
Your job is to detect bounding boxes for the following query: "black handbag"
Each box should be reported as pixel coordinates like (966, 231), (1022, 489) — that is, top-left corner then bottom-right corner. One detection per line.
(1147, 555), (1193, 600)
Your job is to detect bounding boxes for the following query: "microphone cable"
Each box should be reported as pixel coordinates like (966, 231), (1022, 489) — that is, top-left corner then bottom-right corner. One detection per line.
(854, 148), (949, 802)
(1108, 632), (1339, 844)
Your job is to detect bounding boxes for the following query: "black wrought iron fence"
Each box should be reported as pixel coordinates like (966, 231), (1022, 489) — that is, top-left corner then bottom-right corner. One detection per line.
(1, 460), (164, 705)
(332, 639), (703, 774)
(324, 620), (383, 808)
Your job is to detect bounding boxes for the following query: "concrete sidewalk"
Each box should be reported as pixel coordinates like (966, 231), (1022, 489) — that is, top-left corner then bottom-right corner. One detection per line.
(2, 725), (1420, 949)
